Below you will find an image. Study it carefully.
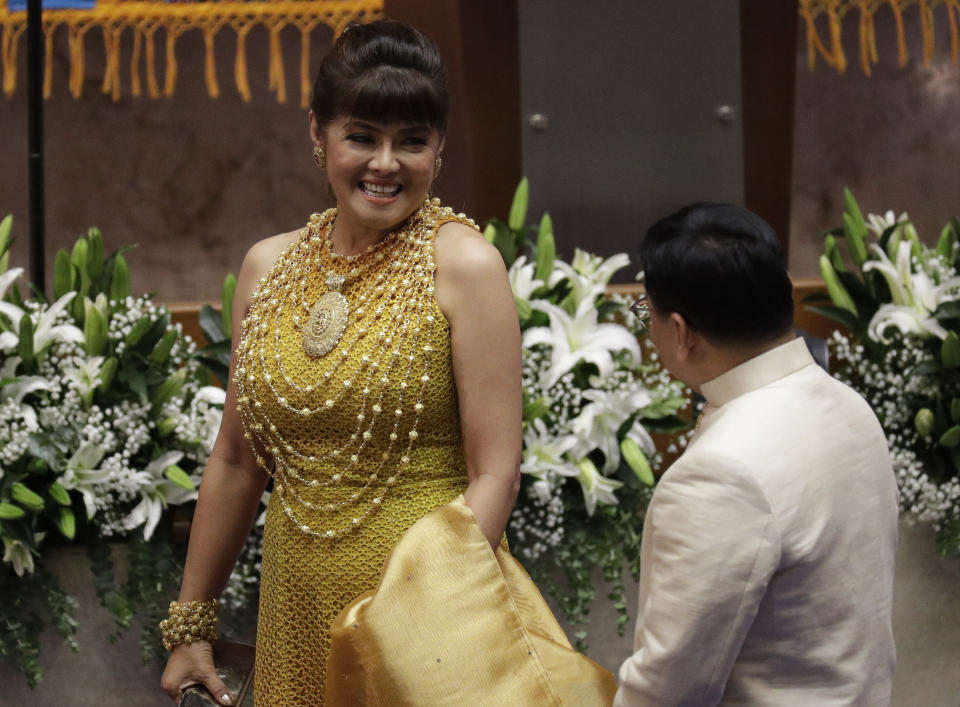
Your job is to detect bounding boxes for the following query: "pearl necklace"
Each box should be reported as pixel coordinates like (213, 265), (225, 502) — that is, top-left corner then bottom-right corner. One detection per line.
(234, 199), (478, 539)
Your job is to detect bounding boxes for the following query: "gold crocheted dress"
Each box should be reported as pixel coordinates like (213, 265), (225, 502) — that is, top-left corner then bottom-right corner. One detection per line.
(234, 200), (475, 705)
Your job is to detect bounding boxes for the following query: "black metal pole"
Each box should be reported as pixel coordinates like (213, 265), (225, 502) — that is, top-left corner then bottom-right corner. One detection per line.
(27, 0), (45, 292)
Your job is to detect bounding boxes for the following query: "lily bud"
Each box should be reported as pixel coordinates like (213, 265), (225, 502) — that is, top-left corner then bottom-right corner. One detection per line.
(11, 482), (44, 513)
(939, 425), (960, 448)
(942, 331), (960, 369)
(621, 437), (655, 486)
(534, 213), (556, 282)
(164, 464), (196, 491)
(914, 408), (935, 437)
(508, 177), (529, 233)
(221, 272), (237, 338)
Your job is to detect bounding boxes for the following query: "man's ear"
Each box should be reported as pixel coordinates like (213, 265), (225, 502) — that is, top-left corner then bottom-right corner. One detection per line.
(671, 312), (698, 363)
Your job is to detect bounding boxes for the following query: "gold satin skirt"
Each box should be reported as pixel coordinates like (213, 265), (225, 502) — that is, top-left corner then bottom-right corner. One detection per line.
(325, 497), (617, 706)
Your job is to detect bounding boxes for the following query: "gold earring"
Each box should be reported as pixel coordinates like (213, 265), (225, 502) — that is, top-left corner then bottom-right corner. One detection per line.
(313, 145), (327, 169)
(433, 157), (442, 179)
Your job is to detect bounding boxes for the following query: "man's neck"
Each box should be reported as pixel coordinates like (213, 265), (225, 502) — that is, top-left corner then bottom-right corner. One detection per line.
(690, 331), (797, 393)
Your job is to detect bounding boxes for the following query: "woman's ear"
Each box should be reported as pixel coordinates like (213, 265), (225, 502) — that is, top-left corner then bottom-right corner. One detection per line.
(309, 111), (324, 147)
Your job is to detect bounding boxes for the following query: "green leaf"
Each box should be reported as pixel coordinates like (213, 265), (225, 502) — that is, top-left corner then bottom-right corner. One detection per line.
(941, 331), (960, 369)
(198, 304), (225, 345)
(48, 482), (71, 507)
(149, 329), (178, 365)
(482, 223), (496, 243)
(534, 213), (555, 282)
(150, 368), (187, 412)
(98, 356), (118, 391)
(124, 317), (152, 347)
(221, 273), (236, 338)
(907, 360), (942, 378)
(620, 438), (655, 486)
(805, 304), (860, 333)
(934, 301), (960, 322)
(57, 507), (76, 540)
(939, 425), (960, 448)
(508, 177), (529, 233)
(53, 249), (74, 299)
(109, 253), (130, 302)
(952, 399), (960, 424)
(164, 464), (195, 491)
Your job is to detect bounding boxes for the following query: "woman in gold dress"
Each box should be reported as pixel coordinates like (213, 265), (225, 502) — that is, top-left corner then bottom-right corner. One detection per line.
(161, 21), (614, 706)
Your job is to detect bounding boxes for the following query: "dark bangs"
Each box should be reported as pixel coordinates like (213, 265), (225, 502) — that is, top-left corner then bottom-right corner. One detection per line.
(338, 66), (448, 133)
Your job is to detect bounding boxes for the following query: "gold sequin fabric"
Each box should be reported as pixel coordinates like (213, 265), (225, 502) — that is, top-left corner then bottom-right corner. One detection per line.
(234, 200), (477, 705)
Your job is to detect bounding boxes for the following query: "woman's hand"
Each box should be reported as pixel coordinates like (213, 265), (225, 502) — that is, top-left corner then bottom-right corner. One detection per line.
(160, 641), (234, 705)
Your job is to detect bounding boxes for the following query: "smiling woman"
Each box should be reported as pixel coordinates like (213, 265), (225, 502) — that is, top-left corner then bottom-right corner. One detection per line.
(158, 19), (614, 707)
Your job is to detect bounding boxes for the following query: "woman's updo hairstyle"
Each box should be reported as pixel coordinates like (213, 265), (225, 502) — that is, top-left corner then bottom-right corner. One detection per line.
(311, 21), (448, 134)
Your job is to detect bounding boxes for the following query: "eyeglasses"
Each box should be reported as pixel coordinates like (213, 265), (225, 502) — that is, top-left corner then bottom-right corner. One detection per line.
(630, 294), (649, 327)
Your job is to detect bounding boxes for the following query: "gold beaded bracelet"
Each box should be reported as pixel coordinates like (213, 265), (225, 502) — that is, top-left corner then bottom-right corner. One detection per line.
(159, 598), (220, 652)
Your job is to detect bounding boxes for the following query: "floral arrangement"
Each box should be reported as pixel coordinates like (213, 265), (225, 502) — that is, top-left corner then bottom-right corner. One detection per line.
(0, 216), (228, 685)
(486, 180), (694, 643)
(813, 190), (960, 557)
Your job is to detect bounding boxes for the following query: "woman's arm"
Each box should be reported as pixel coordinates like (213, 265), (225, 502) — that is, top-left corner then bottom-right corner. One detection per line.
(435, 223), (522, 548)
(160, 233), (292, 704)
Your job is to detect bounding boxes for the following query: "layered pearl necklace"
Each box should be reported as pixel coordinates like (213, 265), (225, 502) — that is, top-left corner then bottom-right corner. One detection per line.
(233, 199), (477, 539)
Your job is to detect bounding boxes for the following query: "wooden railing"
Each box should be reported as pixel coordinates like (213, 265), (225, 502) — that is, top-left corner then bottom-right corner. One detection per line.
(169, 278), (834, 348)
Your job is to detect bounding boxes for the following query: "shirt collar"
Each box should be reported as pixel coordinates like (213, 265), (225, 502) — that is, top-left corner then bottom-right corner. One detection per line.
(699, 337), (814, 408)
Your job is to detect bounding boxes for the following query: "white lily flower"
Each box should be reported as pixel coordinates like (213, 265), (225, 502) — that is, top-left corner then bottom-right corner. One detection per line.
(575, 458), (623, 516)
(0, 282), (84, 353)
(523, 297), (640, 389)
(61, 442), (112, 519)
(550, 250), (631, 308)
(122, 450), (198, 540)
(520, 418), (580, 481)
(64, 356), (105, 405)
(508, 256), (545, 302)
(864, 241), (960, 342)
(865, 210), (909, 237)
(2, 534), (42, 577)
(570, 384), (653, 472)
(0, 356), (52, 429)
(195, 386), (227, 406)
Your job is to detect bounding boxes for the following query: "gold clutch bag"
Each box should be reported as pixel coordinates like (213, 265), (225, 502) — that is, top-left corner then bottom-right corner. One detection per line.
(180, 639), (256, 707)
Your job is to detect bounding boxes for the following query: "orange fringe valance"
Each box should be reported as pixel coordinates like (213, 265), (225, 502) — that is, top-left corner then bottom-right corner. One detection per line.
(0, 0), (383, 106)
(799, 0), (960, 74)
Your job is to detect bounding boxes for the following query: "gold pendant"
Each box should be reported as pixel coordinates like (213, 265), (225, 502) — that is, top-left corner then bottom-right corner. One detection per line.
(303, 275), (349, 357)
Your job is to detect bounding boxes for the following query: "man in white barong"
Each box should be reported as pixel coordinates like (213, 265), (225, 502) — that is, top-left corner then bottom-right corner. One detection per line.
(615, 203), (898, 706)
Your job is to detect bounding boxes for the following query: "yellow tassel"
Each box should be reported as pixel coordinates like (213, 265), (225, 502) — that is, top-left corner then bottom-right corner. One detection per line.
(300, 24), (313, 109)
(164, 22), (179, 98)
(858, 5), (871, 75)
(68, 23), (88, 99)
(1, 24), (20, 98)
(234, 23), (252, 103)
(892, 1), (909, 66)
(43, 21), (55, 98)
(145, 27), (160, 99)
(204, 26), (220, 98)
(949, 0), (960, 64)
(828, 1), (847, 72)
(101, 24), (122, 101)
(268, 21), (287, 104)
(919, 0), (934, 66)
(131, 28), (142, 97)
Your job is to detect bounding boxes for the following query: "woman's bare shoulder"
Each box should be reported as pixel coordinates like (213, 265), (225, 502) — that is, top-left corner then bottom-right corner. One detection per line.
(434, 221), (503, 276)
(235, 229), (303, 306)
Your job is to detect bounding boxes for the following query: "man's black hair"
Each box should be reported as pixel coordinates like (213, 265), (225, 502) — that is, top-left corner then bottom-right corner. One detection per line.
(640, 203), (794, 345)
